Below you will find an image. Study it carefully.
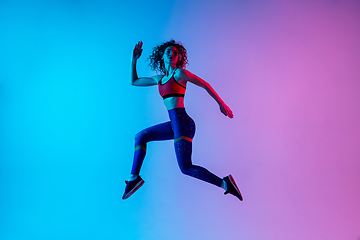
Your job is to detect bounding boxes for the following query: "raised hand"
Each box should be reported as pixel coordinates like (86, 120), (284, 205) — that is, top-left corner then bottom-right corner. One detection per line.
(133, 41), (143, 60)
(219, 102), (234, 118)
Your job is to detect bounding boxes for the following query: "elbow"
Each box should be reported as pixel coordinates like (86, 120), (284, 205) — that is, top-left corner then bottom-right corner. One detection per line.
(131, 78), (138, 86)
(203, 82), (211, 90)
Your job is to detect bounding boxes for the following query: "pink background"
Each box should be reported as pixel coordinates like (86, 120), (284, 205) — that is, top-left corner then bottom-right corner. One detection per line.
(1, 0), (359, 239)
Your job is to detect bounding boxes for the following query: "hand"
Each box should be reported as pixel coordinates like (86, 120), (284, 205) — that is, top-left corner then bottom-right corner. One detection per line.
(133, 41), (143, 60)
(219, 102), (234, 118)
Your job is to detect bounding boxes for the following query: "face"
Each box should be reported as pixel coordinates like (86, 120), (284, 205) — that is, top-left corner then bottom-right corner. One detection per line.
(163, 46), (179, 65)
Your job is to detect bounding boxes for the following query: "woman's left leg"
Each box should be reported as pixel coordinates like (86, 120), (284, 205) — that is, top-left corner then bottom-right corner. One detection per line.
(174, 138), (223, 188)
(170, 108), (223, 188)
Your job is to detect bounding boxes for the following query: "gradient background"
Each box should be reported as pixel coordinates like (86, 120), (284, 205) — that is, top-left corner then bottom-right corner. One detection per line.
(1, 0), (360, 239)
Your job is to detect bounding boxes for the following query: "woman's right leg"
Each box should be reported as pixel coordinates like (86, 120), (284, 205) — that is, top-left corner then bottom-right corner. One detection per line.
(130, 121), (174, 176)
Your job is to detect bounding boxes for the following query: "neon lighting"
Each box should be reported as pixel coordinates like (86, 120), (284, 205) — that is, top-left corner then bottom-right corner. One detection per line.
(135, 145), (146, 152)
(174, 136), (193, 142)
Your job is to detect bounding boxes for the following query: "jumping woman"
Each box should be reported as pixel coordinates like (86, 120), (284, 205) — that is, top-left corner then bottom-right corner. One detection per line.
(122, 40), (243, 201)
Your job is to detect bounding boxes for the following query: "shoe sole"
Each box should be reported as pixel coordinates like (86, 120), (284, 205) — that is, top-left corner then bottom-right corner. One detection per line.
(122, 179), (145, 200)
(228, 174), (243, 201)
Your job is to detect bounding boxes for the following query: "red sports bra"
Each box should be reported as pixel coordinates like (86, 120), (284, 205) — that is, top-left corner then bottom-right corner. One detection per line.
(158, 69), (186, 99)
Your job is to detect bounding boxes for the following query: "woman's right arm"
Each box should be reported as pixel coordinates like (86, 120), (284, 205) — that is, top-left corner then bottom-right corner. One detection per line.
(131, 41), (159, 86)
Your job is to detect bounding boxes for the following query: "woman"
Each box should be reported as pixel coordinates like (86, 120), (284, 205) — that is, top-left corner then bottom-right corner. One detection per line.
(122, 40), (243, 201)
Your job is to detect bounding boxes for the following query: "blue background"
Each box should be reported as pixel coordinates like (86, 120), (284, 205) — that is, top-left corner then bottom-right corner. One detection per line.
(1, 0), (360, 239)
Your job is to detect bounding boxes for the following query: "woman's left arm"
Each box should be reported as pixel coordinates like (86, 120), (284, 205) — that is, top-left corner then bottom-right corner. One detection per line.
(179, 69), (234, 118)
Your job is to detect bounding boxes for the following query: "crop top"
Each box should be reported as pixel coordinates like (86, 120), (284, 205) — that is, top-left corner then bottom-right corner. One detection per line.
(158, 69), (186, 100)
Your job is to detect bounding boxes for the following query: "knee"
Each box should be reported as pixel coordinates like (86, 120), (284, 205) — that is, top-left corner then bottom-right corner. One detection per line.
(179, 164), (192, 175)
(135, 131), (146, 145)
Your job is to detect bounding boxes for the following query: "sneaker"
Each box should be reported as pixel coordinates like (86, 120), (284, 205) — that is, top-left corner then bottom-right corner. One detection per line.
(122, 176), (145, 200)
(223, 174), (243, 201)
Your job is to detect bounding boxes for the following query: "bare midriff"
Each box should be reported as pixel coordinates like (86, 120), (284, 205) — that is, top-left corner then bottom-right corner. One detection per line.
(163, 96), (185, 110)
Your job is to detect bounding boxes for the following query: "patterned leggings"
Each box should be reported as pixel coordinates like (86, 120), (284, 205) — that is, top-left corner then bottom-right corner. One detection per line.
(130, 108), (223, 188)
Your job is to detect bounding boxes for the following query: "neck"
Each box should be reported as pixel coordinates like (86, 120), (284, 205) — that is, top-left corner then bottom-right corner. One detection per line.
(164, 63), (177, 76)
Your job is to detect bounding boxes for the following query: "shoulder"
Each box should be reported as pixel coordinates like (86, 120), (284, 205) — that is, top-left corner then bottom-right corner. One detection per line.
(176, 69), (208, 87)
(175, 68), (193, 80)
(152, 74), (164, 84)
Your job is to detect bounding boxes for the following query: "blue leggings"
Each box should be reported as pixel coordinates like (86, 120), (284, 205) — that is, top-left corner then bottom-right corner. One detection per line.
(130, 108), (223, 188)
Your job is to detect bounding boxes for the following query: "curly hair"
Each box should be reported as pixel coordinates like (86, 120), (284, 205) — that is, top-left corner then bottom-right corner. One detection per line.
(148, 40), (188, 73)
